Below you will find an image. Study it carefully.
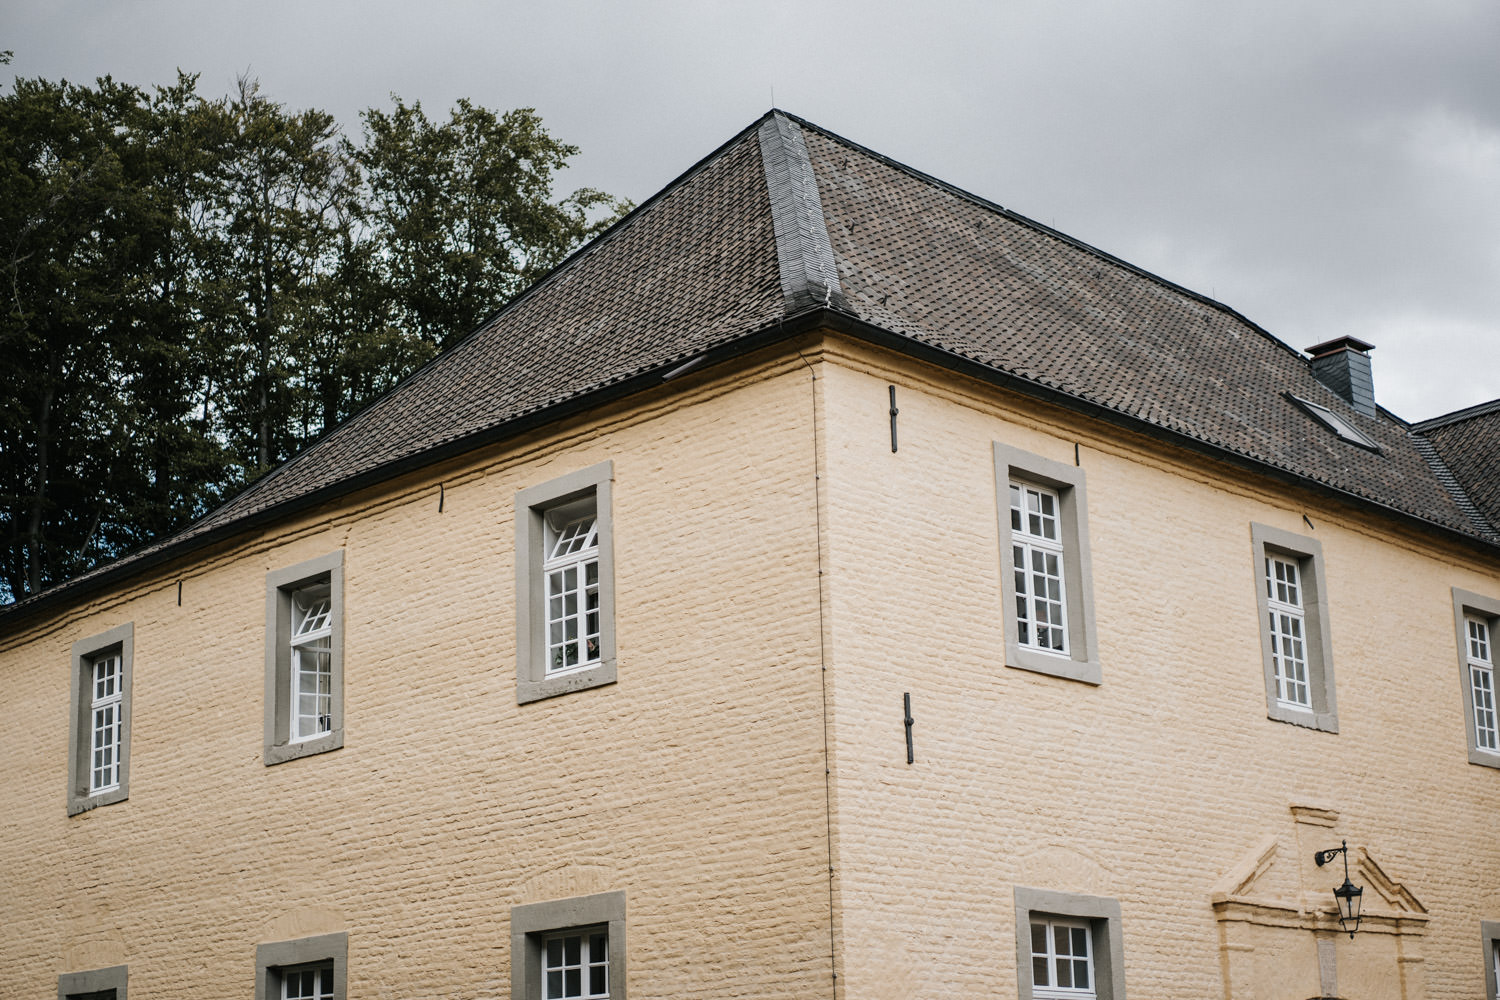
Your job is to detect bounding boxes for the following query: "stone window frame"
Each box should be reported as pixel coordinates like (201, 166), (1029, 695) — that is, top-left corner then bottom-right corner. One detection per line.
(511, 890), (627, 1000)
(1455, 589), (1500, 768)
(515, 461), (617, 705)
(67, 622), (134, 816)
(255, 931), (347, 1000)
(1014, 886), (1126, 1000)
(994, 442), (1102, 684)
(58, 963), (128, 999)
(1485, 920), (1500, 1000)
(1250, 523), (1339, 733)
(264, 551), (345, 765)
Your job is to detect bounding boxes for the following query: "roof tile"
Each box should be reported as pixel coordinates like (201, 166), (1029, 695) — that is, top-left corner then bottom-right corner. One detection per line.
(7, 111), (1497, 619)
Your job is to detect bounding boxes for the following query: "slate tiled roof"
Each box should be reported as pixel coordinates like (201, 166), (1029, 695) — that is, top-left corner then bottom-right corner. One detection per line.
(799, 123), (1494, 542)
(1416, 401), (1500, 532)
(5, 110), (1497, 620)
(184, 124), (785, 540)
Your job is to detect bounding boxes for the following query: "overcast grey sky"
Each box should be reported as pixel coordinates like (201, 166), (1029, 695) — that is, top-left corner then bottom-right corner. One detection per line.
(7, 0), (1498, 421)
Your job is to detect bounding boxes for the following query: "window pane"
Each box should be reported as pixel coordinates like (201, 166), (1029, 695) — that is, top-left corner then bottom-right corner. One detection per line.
(1468, 618), (1491, 660)
(1474, 664), (1498, 750)
(1073, 955), (1091, 988)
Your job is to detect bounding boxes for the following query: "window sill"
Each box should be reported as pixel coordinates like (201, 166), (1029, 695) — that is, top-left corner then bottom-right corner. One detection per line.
(265, 728), (344, 766)
(518, 660), (617, 705)
(67, 786), (128, 816)
(1468, 747), (1500, 769)
(1006, 642), (1103, 685)
(1266, 703), (1338, 734)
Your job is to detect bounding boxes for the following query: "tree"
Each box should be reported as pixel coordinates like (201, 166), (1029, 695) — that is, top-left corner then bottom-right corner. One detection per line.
(199, 78), (361, 475)
(3, 78), (147, 596)
(0, 74), (244, 600)
(0, 72), (627, 603)
(109, 75), (239, 552)
(356, 99), (629, 349)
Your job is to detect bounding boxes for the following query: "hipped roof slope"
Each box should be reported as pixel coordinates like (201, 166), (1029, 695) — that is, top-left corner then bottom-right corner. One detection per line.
(5, 110), (1496, 621)
(1416, 401), (1500, 532)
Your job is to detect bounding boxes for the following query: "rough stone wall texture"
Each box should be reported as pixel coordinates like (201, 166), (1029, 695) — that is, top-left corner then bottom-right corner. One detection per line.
(0, 351), (834, 999)
(816, 339), (1500, 1000)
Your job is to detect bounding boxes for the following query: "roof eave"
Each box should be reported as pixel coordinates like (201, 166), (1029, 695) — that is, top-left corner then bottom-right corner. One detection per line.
(0, 309), (828, 632)
(812, 309), (1500, 560)
(5, 307), (1497, 634)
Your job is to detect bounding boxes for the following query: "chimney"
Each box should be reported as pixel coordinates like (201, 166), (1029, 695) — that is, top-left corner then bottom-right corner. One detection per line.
(1305, 336), (1377, 418)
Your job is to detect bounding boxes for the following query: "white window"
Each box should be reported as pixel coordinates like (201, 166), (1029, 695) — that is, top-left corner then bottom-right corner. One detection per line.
(511, 890), (625, 1000)
(1456, 590), (1500, 767)
(1264, 554), (1311, 710)
(1250, 524), (1338, 733)
(255, 932), (346, 1000)
(1011, 482), (1069, 655)
(89, 650), (124, 792)
(290, 585), (334, 742)
(516, 461), (617, 704)
(994, 443), (1102, 685)
(264, 551), (344, 766)
(1031, 918), (1095, 1000)
(68, 623), (133, 815)
(1014, 887), (1125, 1000)
(542, 928), (609, 1000)
(281, 963), (335, 1000)
(1469, 616), (1498, 753)
(543, 500), (601, 675)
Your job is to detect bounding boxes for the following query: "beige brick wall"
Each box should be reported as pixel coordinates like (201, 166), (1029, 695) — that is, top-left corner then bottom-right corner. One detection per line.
(817, 339), (1500, 999)
(0, 346), (836, 999)
(5, 332), (1497, 999)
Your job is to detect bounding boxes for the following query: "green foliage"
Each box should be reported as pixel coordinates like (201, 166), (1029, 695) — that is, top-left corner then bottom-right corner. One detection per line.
(0, 74), (222, 599)
(0, 71), (628, 602)
(357, 98), (628, 349)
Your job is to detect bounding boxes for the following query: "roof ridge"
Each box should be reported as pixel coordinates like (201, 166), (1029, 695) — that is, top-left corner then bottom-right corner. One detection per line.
(757, 112), (847, 314)
(1411, 396), (1500, 432)
(1409, 431), (1499, 540)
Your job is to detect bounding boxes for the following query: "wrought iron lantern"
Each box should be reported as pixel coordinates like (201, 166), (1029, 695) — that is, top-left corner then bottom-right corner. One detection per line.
(1313, 839), (1364, 938)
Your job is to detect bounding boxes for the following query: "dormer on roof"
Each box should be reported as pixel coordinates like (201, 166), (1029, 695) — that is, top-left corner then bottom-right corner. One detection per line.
(1306, 336), (1377, 417)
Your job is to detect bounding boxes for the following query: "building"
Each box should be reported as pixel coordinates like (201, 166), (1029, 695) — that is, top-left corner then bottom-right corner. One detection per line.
(3, 110), (1498, 1000)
